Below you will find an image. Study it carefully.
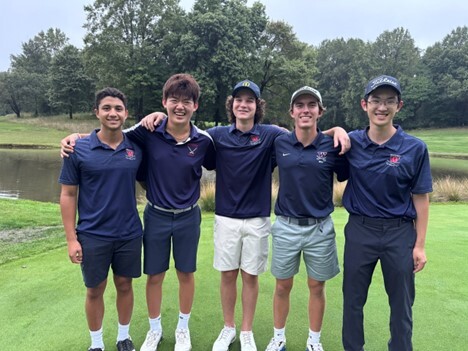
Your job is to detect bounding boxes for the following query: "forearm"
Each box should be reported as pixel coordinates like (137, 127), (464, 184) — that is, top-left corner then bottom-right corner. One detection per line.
(413, 193), (430, 249)
(60, 191), (78, 242)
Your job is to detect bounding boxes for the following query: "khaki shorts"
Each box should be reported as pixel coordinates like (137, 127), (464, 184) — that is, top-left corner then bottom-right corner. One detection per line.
(213, 215), (271, 275)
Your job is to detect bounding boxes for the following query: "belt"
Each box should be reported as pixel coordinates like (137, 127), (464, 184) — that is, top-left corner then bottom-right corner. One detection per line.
(350, 214), (413, 227)
(278, 215), (325, 226)
(147, 201), (197, 214)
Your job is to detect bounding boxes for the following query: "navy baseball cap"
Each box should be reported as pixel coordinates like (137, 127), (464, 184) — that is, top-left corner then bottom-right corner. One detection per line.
(232, 80), (261, 99)
(364, 75), (401, 98)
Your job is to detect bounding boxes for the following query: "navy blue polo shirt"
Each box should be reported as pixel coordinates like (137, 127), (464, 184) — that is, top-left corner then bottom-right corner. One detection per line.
(59, 130), (143, 240)
(274, 131), (348, 218)
(125, 120), (216, 209)
(342, 125), (433, 219)
(207, 123), (285, 218)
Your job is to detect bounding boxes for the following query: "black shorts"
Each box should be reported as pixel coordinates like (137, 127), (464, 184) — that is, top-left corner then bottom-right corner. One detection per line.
(143, 204), (201, 275)
(78, 233), (142, 288)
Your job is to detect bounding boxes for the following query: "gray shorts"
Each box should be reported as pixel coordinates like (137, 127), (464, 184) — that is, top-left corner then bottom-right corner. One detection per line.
(271, 215), (339, 281)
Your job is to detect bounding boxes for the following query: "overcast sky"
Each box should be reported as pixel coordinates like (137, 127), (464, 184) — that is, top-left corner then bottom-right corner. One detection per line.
(1, 0), (467, 71)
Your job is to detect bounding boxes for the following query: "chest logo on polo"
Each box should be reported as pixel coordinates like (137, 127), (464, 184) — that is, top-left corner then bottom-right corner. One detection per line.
(250, 135), (261, 145)
(125, 149), (136, 160)
(316, 151), (327, 163)
(187, 143), (199, 157)
(386, 154), (401, 167)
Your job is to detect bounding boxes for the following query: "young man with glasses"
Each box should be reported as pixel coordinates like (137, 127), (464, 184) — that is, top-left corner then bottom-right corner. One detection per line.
(341, 75), (432, 351)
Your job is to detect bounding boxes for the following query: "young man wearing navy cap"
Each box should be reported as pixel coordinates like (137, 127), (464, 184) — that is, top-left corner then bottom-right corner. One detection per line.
(341, 75), (432, 351)
(264, 86), (348, 351)
(209, 80), (285, 351)
(59, 87), (143, 351)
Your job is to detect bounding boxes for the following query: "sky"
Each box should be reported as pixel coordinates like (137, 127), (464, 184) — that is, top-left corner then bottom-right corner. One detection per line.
(1, 0), (467, 71)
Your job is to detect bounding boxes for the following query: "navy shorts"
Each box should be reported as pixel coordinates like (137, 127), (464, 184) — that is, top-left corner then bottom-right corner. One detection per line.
(78, 233), (142, 288)
(143, 204), (201, 275)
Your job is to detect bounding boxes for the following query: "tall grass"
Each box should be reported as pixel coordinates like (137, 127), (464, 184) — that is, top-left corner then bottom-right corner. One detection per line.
(198, 176), (468, 209)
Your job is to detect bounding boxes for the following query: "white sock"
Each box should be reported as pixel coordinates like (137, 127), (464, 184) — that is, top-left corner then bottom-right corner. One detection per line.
(117, 322), (130, 341)
(308, 329), (321, 344)
(149, 315), (162, 332)
(274, 327), (286, 341)
(90, 327), (104, 349)
(176, 311), (191, 330)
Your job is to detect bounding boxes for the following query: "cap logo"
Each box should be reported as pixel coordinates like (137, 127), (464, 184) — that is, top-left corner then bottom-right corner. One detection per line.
(370, 76), (398, 90)
(242, 81), (251, 87)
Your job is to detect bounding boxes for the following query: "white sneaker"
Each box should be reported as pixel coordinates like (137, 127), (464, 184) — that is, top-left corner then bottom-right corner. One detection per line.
(306, 342), (324, 351)
(265, 337), (286, 351)
(174, 328), (192, 351)
(212, 326), (236, 351)
(140, 330), (163, 351)
(240, 331), (257, 351)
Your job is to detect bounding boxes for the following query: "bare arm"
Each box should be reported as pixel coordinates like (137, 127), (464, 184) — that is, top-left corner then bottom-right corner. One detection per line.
(322, 127), (351, 155)
(140, 112), (167, 131)
(60, 184), (82, 264)
(412, 193), (430, 273)
(60, 133), (89, 158)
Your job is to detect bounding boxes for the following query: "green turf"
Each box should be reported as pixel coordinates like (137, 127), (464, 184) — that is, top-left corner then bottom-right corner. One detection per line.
(1, 201), (467, 350)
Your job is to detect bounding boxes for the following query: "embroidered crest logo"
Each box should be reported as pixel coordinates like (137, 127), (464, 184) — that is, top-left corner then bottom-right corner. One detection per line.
(187, 143), (198, 157)
(386, 154), (401, 167)
(125, 149), (136, 160)
(316, 151), (327, 163)
(250, 135), (260, 145)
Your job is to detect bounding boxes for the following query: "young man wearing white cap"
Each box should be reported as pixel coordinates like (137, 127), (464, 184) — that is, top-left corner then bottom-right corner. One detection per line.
(341, 75), (432, 351)
(264, 86), (348, 351)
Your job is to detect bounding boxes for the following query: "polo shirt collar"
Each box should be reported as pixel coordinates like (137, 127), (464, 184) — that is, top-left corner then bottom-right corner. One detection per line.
(89, 129), (133, 151)
(290, 128), (323, 148)
(229, 123), (260, 135)
(155, 118), (199, 143)
(362, 124), (404, 151)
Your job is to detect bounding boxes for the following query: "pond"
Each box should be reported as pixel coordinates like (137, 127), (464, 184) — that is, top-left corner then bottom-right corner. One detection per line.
(0, 149), (467, 203)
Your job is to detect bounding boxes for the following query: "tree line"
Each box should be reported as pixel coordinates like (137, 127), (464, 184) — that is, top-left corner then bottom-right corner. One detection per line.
(0, 0), (467, 131)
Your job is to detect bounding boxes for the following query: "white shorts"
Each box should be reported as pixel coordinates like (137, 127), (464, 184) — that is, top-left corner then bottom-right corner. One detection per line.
(213, 215), (271, 275)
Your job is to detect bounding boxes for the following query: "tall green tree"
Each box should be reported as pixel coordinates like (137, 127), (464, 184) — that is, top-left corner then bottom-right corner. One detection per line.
(172, 0), (268, 124)
(48, 45), (94, 119)
(253, 21), (318, 127)
(83, 0), (184, 119)
(423, 26), (468, 127)
(316, 38), (370, 130)
(369, 28), (428, 125)
(10, 28), (68, 116)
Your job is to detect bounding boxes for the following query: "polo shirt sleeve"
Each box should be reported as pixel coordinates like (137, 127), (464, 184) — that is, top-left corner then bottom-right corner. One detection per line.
(411, 145), (433, 194)
(203, 139), (216, 170)
(59, 152), (80, 185)
(123, 123), (146, 147)
(334, 154), (349, 182)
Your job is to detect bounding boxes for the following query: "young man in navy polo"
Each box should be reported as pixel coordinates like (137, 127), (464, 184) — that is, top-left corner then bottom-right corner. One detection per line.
(264, 87), (347, 351)
(59, 87), (143, 351)
(341, 75), (432, 351)
(209, 80), (285, 351)
(125, 74), (216, 351)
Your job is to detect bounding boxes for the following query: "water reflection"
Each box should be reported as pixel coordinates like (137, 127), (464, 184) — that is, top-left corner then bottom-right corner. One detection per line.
(0, 149), (467, 203)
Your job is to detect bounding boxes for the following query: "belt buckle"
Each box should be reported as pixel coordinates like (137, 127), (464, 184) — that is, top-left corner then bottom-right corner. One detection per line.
(298, 218), (309, 226)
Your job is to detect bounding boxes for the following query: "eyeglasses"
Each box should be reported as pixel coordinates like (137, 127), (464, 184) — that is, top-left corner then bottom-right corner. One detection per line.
(367, 99), (399, 107)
